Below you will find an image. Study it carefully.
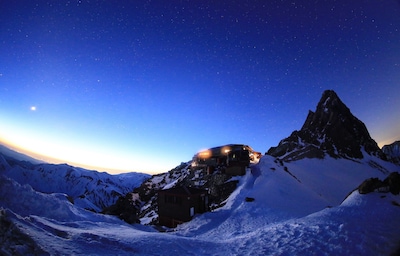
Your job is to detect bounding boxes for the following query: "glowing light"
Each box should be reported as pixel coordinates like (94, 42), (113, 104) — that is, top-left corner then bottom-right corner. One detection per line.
(221, 146), (231, 154)
(30, 106), (37, 111)
(198, 149), (211, 158)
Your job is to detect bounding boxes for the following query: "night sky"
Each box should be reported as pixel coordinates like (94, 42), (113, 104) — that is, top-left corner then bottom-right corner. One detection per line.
(1, 1), (399, 174)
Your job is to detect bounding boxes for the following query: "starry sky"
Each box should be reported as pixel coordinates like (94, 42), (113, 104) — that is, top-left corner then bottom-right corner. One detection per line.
(1, 1), (399, 174)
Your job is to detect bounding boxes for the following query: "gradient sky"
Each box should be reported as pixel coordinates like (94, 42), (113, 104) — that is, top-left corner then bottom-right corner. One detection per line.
(1, 1), (399, 174)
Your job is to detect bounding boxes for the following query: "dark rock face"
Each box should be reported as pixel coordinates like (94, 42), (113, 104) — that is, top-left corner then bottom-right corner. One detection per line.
(382, 141), (400, 164)
(384, 172), (400, 195)
(104, 162), (239, 225)
(102, 193), (139, 224)
(358, 178), (384, 194)
(267, 90), (385, 161)
(358, 172), (400, 195)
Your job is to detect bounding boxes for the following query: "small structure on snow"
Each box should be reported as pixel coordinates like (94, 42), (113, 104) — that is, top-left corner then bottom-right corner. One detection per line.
(158, 186), (209, 228)
(191, 144), (261, 176)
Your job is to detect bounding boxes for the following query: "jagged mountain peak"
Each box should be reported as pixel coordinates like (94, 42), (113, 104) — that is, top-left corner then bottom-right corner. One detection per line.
(301, 90), (351, 131)
(268, 90), (384, 161)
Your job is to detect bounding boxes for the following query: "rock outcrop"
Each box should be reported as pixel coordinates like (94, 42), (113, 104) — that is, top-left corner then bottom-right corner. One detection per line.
(382, 141), (400, 164)
(358, 172), (400, 195)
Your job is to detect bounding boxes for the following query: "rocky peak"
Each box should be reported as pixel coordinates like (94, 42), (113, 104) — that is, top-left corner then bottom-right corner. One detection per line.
(382, 141), (400, 164)
(301, 90), (352, 132)
(267, 90), (385, 161)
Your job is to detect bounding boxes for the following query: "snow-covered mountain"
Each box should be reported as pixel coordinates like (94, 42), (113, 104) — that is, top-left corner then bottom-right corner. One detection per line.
(1, 154), (400, 255)
(116, 90), (399, 226)
(383, 141), (400, 164)
(267, 90), (385, 161)
(1, 90), (400, 255)
(116, 148), (399, 228)
(0, 147), (150, 212)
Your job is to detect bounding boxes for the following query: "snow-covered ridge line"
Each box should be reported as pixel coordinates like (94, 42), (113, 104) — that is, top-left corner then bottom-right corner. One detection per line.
(1, 146), (400, 255)
(0, 146), (150, 212)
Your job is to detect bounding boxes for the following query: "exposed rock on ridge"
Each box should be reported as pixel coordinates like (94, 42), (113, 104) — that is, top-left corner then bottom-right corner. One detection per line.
(382, 141), (400, 164)
(267, 90), (385, 161)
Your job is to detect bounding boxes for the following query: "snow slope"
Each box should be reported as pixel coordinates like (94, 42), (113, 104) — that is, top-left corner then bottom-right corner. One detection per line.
(1, 149), (400, 255)
(174, 155), (399, 236)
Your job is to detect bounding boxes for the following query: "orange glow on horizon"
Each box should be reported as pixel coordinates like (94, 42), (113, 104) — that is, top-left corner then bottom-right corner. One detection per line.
(0, 138), (163, 175)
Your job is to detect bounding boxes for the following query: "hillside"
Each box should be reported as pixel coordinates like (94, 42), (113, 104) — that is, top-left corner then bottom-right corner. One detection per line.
(111, 90), (398, 226)
(1, 152), (400, 255)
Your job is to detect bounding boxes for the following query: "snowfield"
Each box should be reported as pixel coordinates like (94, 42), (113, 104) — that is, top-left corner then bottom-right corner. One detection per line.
(1, 149), (400, 255)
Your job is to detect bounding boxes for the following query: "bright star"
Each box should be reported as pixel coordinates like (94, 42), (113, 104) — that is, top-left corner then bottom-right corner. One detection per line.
(30, 106), (37, 111)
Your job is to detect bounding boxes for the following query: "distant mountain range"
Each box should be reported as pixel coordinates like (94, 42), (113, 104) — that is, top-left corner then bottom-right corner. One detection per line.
(0, 151), (150, 212)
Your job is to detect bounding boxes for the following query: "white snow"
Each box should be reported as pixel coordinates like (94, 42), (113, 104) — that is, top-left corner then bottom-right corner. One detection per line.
(162, 177), (180, 190)
(0, 153), (149, 212)
(1, 147), (400, 255)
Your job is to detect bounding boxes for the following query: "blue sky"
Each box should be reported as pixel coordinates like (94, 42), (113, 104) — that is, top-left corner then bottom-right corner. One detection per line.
(1, 0), (399, 174)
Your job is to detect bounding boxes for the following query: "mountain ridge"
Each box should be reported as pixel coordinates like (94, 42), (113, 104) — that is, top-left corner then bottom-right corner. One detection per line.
(0, 147), (150, 212)
(383, 141), (400, 164)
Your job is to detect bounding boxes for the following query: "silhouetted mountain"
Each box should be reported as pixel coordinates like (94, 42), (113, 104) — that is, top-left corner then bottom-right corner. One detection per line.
(382, 141), (400, 164)
(267, 90), (385, 161)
